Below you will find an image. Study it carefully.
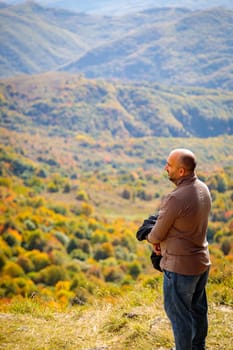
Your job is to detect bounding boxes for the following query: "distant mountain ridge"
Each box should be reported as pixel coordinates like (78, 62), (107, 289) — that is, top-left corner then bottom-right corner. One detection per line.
(1, 2), (233, 90)
(62, 7), (233, 90)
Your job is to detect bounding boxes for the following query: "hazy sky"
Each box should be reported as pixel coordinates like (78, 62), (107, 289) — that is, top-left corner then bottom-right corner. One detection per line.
(3, 0), (233, 15)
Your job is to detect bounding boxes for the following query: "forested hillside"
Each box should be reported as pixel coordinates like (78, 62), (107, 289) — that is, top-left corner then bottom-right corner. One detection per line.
(0, 125), (233, 304)
(0, 72), (233, 138)
(0, 70), (233, 303)
(0, 122), (233, 348)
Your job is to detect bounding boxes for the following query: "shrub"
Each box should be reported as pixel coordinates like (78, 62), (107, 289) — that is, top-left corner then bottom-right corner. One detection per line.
(67, 237), (79, 254)
(17, 255), (35, 273)
(91, 231), (108, 244)
(54, 231), (70, 246)
(208, 174), (228, 193)
(24, 177), (44, 192)
(47, 182), (59, 193)
(63, 183), (71, 193)
(55, 280), (70, 292)
(79, 239), (91, 254)
(115, 246), (132, 261)
(80, 202), (93, 216)
(94, 242), (114, 260)
(27, 197), (45, 208)
(121, 233), (137, 252)
(10, 159), (35, 178)
(15, 277), (38, 297)
(38, 265), (67, 286)
(104, 266), (124, 283)
(26, 250), (50, 271)
(3, 231), (20, 247)
(50, 250), (67, 265)
(66, 262), (81, 278)
(135, 186), (153, 201)
(3, 261), (25, 277)
(24, 219), (37, 231)
(71, 287), (89, 305)
(0, 276), (18, 297)
(0, 238), (12, 258)
(221, 239), (232, 256)
(37, 168), (48, 178)
(0, 177), (12, 187)
(70, 249), (88, 261)
(128, 262), (142, 279)
(49, 204), (67, 215)
(0, 253), (6, 269)
(121, 188), (131, 200)
(76, 190), (88, 201)
(87, 264), (102, 279)
(24, 230), (46, 251)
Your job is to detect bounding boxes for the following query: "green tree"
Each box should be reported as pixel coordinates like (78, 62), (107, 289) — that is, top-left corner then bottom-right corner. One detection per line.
(128, 262), (142, 279)
(24, 230), (46, 251)
(221, 239), (232, 256)
(3, 261), (24, 277)
(94, 242), (114, 260)
(38, 265), (67, 286)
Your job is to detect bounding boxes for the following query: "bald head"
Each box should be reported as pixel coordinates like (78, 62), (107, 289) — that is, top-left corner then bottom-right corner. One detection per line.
(170, 148), (196, 172)
(165, 148), (196, 184)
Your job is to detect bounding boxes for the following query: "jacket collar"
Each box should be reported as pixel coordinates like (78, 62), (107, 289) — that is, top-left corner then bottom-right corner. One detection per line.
(175, 173), (196, 186)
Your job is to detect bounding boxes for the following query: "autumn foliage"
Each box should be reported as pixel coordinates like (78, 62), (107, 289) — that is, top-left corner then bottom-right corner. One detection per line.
(0, 131), (232, 307)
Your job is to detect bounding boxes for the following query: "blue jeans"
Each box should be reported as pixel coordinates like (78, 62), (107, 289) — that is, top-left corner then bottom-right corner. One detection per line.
(163, 268), (209, 350)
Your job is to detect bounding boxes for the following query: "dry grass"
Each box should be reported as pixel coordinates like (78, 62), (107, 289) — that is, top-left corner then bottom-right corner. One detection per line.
(0, 286), (232, 350)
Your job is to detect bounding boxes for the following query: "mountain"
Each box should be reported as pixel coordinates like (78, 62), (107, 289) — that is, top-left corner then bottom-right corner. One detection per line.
(0, 3), (233, 91)
(2, 1), (233, 14)
(1, 3), (183, 77)
(0, 2), (108, 77)
(0, 72), (232, 138)
(61, 7), (233, 90)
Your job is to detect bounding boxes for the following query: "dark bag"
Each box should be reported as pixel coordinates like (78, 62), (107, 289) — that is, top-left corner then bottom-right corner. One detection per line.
(136, 214), (158, 241)
(136, 213), (162, 272)
(150, 251), (162, 272)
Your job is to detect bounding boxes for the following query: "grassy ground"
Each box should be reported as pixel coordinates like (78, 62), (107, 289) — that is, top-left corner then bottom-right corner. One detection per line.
(0, 285), (232, 350)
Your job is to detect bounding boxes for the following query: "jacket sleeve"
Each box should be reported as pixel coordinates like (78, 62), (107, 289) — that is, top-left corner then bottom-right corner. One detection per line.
(147, 194), (179, 244)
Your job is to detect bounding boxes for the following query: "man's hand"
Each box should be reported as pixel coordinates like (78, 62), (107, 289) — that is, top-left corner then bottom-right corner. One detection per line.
(153, 243), (161, 255)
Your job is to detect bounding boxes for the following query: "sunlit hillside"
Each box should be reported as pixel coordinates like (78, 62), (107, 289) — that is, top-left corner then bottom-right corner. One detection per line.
(0, 68), (232, 304)
(0, 72), (233, 139)
(0, 122), (232, 299)
(0, 126), (233, 349)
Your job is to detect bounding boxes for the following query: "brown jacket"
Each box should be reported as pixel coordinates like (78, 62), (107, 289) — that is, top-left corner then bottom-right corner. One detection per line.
(148, 174), (211, 275)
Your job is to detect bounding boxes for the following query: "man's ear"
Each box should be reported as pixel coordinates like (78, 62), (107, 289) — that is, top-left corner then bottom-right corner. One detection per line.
(179, 167), (185, 176)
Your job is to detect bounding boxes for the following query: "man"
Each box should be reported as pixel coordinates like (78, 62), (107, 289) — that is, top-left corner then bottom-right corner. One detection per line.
(147, 148), (211, 350)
